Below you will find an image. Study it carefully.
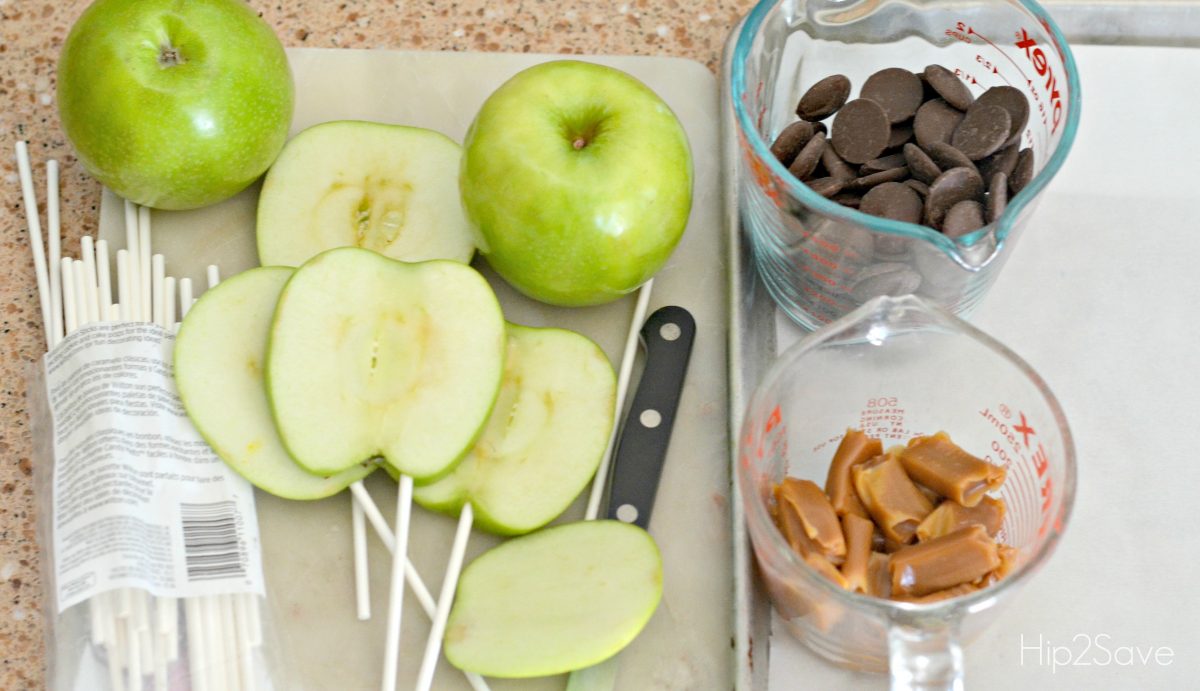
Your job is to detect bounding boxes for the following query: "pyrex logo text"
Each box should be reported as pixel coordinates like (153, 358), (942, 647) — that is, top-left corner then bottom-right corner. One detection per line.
(1015, 29), (1064, 134)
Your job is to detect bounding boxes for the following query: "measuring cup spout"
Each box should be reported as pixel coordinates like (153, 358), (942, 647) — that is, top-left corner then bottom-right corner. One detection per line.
(946, 230), (1002, 272)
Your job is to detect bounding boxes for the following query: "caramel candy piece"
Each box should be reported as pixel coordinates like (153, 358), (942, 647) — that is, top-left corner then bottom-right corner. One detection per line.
(890, 525), (1001, 597)
(777, 478), (846, 563)
(982, 544), (1020, 585)
(805, 552), (850, 590)
(916, 496), (1006, 541)
(866, 552), (892, 598)
(824, 429), (881, 518)
(852, 453), (934, 545)
(899, 433), (1006, 507)
(773, 485), (821, 557)
(894, 582), (981, 604)
(839, 513), (875, 593)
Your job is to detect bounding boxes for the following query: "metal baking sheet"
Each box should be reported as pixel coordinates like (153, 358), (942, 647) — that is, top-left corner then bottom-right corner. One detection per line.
(99, 47), (729, 690)
(723, 5), (1200, 689)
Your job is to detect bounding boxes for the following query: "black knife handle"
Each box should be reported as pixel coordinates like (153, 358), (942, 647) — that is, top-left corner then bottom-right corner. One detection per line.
(604, 305), (696, 529)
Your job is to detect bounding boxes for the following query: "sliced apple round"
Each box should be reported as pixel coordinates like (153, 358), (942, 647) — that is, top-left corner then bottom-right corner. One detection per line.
(266, 247), (505, 481)
(257, 120), (476, 268)
(413, 323), (616, 535)
(174, 267), (375, 500)
(445, 520), (662, 678)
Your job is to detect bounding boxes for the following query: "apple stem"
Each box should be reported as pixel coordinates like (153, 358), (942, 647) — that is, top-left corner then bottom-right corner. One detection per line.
(572, 137), (587, 150)
(158, 44), (185, 68)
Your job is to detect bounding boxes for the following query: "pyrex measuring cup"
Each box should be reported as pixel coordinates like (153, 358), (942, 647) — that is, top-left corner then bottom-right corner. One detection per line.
(730, 0), (1081, 330)
(737, 295), (1076, 688)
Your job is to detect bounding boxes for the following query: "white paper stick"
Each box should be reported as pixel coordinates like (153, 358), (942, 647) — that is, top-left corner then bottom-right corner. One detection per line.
(151, 255), (166, 327)
(138, 206), (152, 322)
(353, 497), (371, 620)
(96, 239), (112, 321)
(61, 258), (78, 337)
(116, 251), (132, 323)
(202, 597), (227, 691)
(206, 265), (220, 290)
(156, 596), (178, 662)
(568, 280), (655, 691)
(72, 261), (89, 331)
(80, 236), (100, 324)
(184, 597), (209, 691)
(218, 595), (240, 691)
(234, 595), (257, 691)
(15, 142), (52, 345)
(381, 474), (415, 691)
(133, 591), (155, 678)
(415, 504), (474, 691)
(584, 280), (655, 519)
(109, 619), (128, 691)
(47, 160), (63, 345)
(179, 278), (194, 319)
(126, 616), (142, 689)
(164, 277), (177, 329)
(348, 483), (490, 691)
(123, 200), (141, 322)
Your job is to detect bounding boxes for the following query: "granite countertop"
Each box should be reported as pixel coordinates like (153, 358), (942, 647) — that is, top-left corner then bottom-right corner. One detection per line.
(0, 1), (752, 687)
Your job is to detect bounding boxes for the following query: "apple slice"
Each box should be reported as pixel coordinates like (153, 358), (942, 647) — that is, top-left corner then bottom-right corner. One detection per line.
(266, 247), (505, 481)
(444, 520), (662, 677)
(413, 323), (616, 535)
(175, 267), (374, 500)
(257, 120), (476, 268)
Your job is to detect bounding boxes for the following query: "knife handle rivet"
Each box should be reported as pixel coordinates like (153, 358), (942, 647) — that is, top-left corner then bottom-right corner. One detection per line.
(639, 409), (662, 428)
(615, 504), (639, 524)
(659, 322), (682, 341)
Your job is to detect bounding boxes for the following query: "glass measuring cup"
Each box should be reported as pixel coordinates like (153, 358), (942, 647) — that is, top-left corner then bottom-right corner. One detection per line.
(730, 0), (1081, 330)
(736, 295), (1076, 688)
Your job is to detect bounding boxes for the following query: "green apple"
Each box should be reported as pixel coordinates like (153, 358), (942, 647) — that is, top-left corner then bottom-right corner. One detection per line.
(445, 520), (663, 677)
(413, 323), (616, 535)
(265, 248), (505, 482)
(57, 0), (293, 210)
(461, 60), (693, 306)
(175, 267), (374, 500)
(257, 121), (475, 268)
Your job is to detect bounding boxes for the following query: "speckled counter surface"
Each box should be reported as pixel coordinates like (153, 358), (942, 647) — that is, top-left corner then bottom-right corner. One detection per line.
(0, 1), (754, 687)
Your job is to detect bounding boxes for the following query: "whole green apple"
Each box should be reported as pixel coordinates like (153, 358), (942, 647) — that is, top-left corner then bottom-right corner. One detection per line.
(57, 0), (293, 210)
(461, 60), (692, 306)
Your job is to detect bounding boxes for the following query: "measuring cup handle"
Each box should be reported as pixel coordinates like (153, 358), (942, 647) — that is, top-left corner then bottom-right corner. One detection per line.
(887, 619), (964, 691)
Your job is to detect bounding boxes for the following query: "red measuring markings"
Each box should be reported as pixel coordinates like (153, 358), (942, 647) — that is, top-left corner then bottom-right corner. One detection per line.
(1014, 28), (1065, 134)
(966, 25), (1031, 84)
(1032, 442), (1055, 537)
(1014, 411), (1036, 447)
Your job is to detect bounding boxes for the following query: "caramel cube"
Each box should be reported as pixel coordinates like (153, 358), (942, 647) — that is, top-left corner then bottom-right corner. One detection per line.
(777, 478), (846, 563)
(773, 485), (820, 558)
(894, 582), (981, 604)
(866, 552), (891, 599)
(852, 453), (934, 545)
(916, 496), (1006, 541)
(890, 525), (1001, 597)
(839, 513), (875, 593)
(824, 429), (881, 518)
(899, 433), (1006, 507)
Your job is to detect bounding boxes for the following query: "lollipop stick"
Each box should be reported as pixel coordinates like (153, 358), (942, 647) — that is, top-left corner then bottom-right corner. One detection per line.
(138, 206), (152, 321)
(14, 142), (52, 344)
(353, 496), (371, 620)
(47, 160), (63, 344)
(584, 279), (654, 519)
(381, 474), (415, 691)
(179, 278), (194, 319)
(414, 504), (474, 691)
(81, 236), (100, 324)
(96, 239), (112, 320)
(123, 200), (141, 321)
(347, 483), (490, 691)
(151, 255), (165, 327)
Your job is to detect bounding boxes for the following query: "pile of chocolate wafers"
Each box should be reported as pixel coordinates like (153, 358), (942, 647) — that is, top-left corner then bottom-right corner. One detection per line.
(770, 65), (1033, 238)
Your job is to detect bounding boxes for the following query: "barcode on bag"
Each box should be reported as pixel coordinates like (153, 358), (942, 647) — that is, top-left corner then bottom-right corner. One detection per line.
(180, 501), (247, 582)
